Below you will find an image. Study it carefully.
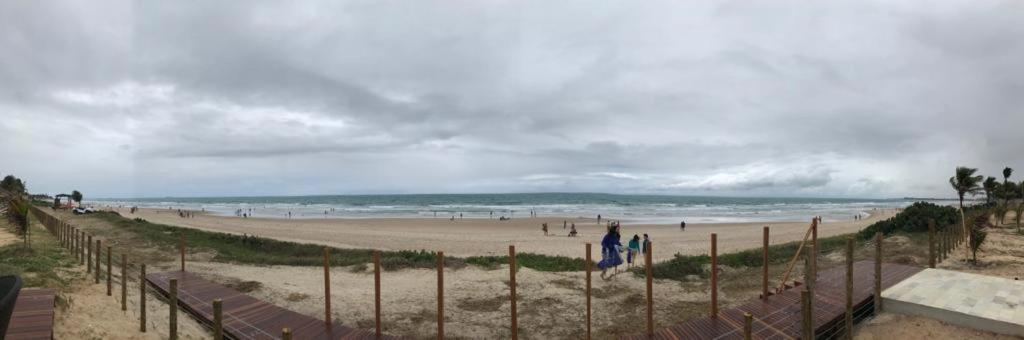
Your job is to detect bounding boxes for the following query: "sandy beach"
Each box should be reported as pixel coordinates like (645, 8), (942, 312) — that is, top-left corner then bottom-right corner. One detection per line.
(115, 207), (896, 262)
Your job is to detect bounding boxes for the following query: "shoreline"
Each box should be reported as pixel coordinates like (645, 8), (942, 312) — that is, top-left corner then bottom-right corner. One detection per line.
(111, 207), (896, 262)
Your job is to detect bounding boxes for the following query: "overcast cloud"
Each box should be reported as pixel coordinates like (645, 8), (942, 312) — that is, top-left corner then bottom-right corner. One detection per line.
(2, 0), (1022, 198)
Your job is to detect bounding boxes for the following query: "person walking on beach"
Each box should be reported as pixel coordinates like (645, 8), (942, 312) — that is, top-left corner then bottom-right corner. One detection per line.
(563, 220), (567, 229)
(542, 223), (548, 236)
(642, 234), (651, 253)
(627, 235), (641, 268)
(680, 220), (686, 230)
(598, 224), (623, 277)
(597, 214), (601, 224)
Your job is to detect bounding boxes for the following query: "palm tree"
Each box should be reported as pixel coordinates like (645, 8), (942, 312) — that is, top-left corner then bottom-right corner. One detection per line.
(983, 177), (998, 204)
(71, 190), (83, 207)
(1003, 167), (1014, 206)
(950, 167), (983, 210)
(969, 214), (989, 263)
(951, 166), (984, 256)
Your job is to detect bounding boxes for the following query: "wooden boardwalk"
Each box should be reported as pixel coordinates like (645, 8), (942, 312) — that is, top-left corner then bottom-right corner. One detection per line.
(5, 288), (56, 340)
(623, 262), (922, 340)
(146, 271), (402, 340)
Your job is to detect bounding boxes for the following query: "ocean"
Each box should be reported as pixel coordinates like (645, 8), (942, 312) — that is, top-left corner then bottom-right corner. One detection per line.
(92, 193), (919, 224)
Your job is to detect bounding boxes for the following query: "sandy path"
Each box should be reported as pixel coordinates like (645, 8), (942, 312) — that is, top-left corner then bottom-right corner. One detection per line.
(117, 208), (895, 262)
(183, 260), (730, 339)
(0, 225), (21, 246)
(53, 266), (209, 340)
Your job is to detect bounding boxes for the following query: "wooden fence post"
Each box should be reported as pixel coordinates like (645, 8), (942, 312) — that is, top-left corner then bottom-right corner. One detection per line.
(743, 312), (752, 340)
(79, 231), (84, 264)
(170, 278), (178, 340)
(585, 243), (592, 340)
(943, 228), (949, 262)
(95, 239), (101, 284)
(874, 232), (883, 314)
(437, 251), (445, 340)
(179, 234), (185, 272)
(87, 235), (93, 273)
(845, 237), (853, 340)
(140, 264), (146, 332)
(510, 245), (518, 340)
(762, 226), (769, 299)
(107, 246), (112, 295)
(645, 242), (653, 337)
(711, 233), (718, 317)
(804, 253), (811, 290)
(928, 219), (936, 268)
(121, 253), (127, 311)
(374, 250), (381, 338)
(323, 248), (331, 327)
(942, 229), (948, 262)
(802, 289), (813, 340)
(810, 219), (818, 290)
(213, 299), (223, 340)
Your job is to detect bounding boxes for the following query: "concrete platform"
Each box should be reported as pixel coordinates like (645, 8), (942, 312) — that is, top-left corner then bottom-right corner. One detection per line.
(882, 268), (1024, 337)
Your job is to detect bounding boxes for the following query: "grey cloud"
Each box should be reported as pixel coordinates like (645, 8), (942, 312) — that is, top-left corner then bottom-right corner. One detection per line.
(2, 0), (1023, 198)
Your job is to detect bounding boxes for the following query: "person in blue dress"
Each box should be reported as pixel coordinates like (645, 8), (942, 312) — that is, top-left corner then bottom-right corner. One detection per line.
(598, 223), (623, 276)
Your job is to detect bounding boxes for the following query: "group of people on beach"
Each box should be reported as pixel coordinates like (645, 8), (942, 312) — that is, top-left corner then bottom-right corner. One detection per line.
(541, 220), (579, 237)
(598, 221), (651, 277)
(234, 208), (254, 218)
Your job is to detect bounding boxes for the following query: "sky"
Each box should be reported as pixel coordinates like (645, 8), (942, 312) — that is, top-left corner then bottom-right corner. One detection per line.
(1, 1), (1022, 199)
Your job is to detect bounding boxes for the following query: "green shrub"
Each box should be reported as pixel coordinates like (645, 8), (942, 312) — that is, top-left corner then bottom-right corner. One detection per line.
(858, 202), (958, 239)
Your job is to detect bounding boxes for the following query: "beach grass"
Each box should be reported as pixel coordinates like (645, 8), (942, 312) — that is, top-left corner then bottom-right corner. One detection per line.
(641, 233), (858, 280)
(0, 215), (77, 288)
(89, 211), (593, 272)
(466, 253), (592, 272)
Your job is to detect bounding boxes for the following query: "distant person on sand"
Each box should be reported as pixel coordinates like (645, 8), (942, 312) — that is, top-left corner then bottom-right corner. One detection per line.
(569, 224), (578, 237)
(680, 220), (686, 230)
(598, 224), (623, 276)
(563, 220), (567, 229)
(597, 214), (601, 224)
(542, 223), (548, 236)
(627, 235), (640, 268)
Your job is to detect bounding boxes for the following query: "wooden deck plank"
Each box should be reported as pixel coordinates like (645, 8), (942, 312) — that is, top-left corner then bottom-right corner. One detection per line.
(146, 271), (403, 340)
(622, 262), (921, 339)
(4, 288), (56, 340)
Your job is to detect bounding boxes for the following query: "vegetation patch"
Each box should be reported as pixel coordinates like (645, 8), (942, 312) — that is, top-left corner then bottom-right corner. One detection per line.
(456, 295), (508, 312)
(223, 279), (262, 293)
(285, 292), (309, 302)
(858, 201), (960, 239)
(0, 219), (76, 288)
